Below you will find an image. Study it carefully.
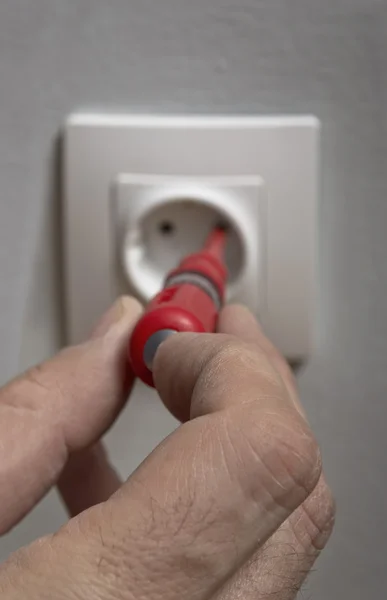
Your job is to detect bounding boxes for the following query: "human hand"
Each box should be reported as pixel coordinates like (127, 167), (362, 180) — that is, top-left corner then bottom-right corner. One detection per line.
(0, 297), (334, 599)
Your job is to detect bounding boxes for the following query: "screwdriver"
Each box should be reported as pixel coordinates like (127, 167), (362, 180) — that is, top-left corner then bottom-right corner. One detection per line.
(129, 226), (228, 387)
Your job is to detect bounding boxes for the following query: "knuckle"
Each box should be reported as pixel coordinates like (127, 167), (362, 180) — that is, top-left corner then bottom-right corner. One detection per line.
(4, 358), (64, 415)
(290, 476), (336, 551)
(258, 410), (322, 498)
(191, 337), (284, 419)
(22, 360), (62, 398)
(222, 406), (322, 510)
(204, 337), (282, 391)
(23, 364), (52, 394)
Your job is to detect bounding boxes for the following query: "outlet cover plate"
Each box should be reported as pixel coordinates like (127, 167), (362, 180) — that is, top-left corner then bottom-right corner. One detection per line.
(64, 114), (319, 359)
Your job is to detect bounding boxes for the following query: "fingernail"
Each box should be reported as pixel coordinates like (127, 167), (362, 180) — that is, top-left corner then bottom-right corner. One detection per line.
(90, 296), (143, 339)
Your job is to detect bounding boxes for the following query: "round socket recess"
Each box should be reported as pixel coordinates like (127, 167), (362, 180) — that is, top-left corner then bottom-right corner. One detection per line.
(138, 200), (244, 283)
(118, 179), (263, 306)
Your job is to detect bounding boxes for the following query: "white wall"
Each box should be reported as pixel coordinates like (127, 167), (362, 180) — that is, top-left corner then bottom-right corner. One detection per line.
(1, 2), (387, 598)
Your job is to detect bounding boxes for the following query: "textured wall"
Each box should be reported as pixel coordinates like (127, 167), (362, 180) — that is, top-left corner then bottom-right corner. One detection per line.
(1, 1), (387, 598)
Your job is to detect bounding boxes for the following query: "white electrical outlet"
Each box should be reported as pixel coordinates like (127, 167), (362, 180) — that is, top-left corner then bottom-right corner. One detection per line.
(114, 173), (266, 314)
(63, 114), (319, 360)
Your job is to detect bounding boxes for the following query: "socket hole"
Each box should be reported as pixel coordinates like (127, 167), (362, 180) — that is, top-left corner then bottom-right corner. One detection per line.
(159, 221), (175, 236)
(139, 200), (245, 291)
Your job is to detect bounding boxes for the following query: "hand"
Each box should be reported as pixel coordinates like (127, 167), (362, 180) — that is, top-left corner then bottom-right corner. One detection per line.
(0, 297), (334, 599)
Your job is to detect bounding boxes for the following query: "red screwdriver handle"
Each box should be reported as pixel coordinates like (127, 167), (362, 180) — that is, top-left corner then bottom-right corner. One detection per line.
(129, 227), (228, 387)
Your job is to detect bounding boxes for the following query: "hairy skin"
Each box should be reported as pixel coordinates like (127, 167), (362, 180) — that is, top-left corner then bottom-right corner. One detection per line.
(0, 298), (335, 600)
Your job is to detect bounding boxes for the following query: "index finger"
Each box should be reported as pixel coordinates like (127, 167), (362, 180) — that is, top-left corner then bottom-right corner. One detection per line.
(0, 297), (142, 534)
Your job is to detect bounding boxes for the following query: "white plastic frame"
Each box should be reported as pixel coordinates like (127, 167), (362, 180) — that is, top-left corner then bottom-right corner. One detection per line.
(63, 114), (319, 359)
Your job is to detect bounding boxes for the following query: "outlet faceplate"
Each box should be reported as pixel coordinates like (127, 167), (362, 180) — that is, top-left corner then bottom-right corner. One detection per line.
(64, 114), (319, 359)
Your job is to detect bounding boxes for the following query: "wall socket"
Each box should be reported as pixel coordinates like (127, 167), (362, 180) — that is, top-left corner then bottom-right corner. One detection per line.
(63, 114), (319, 360)
(115, 173), (266, 315)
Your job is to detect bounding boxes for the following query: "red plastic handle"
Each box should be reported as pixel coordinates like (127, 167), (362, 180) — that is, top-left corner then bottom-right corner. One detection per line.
(128, 227), (228, 387)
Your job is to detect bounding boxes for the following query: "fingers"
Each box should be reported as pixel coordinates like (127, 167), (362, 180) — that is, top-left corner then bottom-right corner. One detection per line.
(2, 414), (321, 599)
(7, 322), (322, 600)
(0, 297), (141, 534)
(214, 475), (335, 600)
(58, 304), (304, 519)
(57, 305), (302, 520)
(0, 303), (325, 600)
(57, 304), (130, 517)
(210, 306), (334, 600)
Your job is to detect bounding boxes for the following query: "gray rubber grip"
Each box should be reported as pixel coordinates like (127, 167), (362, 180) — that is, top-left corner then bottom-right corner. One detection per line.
(143, 329), (177, 371)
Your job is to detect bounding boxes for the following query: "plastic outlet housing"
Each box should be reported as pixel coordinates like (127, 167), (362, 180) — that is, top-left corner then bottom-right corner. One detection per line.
(63, 113), (319, 360)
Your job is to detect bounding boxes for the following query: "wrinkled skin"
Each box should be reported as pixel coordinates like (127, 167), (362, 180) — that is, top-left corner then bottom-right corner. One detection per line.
(0, 297), (335, 599)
